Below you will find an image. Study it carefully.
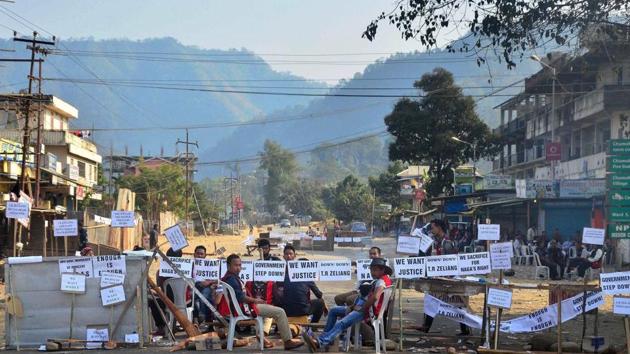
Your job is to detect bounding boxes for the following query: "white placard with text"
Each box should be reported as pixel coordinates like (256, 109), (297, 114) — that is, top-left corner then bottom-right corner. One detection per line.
(111, 210), (135, 228)
(613, 297), (630, 315)
(582, 227), (605, 246)
(164, 224), (189, 252)
(59, 257), (94, 277)
(318, 260), (352, 281)
(6, 201), (30, 219)
(487, 287), (513, 309)
(393, 257), (426, 279)
(194, 258), (221, 281)
(287, 260), (319, 282)
(53, 219), (78, 237)
(220, 260), (254, 282)
(61, 273), (86, 294)
(396, 235), (420, 254)
(100, 272), (125, 287)
(92, 255), (126, 277)
(426, 255), (459, 277)
(159, 257), (193, 278)
(601, 271), (630, 295)
(253, 261), (286, 282)
(477, 224), (501, 241)
(100, 285), (126, 306)
(458, 252), (492, 275)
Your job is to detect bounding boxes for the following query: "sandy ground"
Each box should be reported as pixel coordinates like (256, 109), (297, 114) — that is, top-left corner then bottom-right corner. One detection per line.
(1, 226), (626, 353)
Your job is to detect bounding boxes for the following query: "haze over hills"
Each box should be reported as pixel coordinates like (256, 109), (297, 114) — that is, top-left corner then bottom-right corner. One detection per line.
(0, 36), (541, 178)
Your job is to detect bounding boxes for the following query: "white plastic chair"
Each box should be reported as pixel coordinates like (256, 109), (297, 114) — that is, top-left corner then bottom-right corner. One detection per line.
(162, 278), (193, 330)
(521, 245), (534, 265)
(533, 253), (550, 280)
(345, 286), (393, 354)
(219, 280), (264, 351)
(585, 252), (606, 280)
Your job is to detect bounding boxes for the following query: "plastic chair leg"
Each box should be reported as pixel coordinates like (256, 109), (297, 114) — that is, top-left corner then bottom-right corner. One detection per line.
(256, 317), (265, 351)
(227, 319), (237, 351)
(374, 321), (381, 354)
(380, 320), (387, 354)
(354, 322), (360, 350)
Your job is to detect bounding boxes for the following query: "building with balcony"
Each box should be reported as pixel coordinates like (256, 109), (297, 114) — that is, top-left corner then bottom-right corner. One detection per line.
(0, 95), (102, 211)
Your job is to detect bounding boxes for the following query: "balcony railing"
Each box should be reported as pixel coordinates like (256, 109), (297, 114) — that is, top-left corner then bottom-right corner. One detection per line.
(0, 130), (97, 152)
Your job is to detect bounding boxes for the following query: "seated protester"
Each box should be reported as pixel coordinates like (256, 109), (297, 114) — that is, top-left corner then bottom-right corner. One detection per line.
(537, 240), (564, 280)
(149, 247), (184, 336)
(193, 245), (216, 329)
(247, 239), (282, 336)
(574, 245), (604, 280)
(275, 245), (327, 334)
(567, 241), (588, 275)
(218, 254), (304, 350)
(302, 258), (392, 352)
(334, 246), (382, 306)
(258, 238), (281, 261)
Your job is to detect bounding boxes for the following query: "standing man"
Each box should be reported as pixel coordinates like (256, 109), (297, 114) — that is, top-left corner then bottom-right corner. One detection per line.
(218, 254), (304, 350)
(149, 224), (159, 249)
(526, 225), (537, 245)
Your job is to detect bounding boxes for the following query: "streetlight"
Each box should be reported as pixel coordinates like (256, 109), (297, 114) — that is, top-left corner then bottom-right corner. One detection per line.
(451, 136), (477, 192)
(530, 54), (557, 181)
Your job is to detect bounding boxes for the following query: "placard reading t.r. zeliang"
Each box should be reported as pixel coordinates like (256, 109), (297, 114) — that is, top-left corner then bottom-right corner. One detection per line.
(253, 261), (286, 282)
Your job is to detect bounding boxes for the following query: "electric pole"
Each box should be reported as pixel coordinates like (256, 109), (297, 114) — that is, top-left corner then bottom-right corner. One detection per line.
(176, 129), (198, 236)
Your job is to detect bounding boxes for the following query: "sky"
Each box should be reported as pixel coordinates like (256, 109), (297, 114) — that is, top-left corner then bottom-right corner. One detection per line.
(1, 0), (432, 80)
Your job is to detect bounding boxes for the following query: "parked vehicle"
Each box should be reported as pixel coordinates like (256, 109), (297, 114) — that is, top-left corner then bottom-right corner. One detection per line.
(279, 219), (291, 228)
(350, 221), (368, 233)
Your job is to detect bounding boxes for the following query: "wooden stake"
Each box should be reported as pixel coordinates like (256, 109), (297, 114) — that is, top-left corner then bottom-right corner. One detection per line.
(556, 286), (562, 354)
(9, 266), (20, 351)
(69, 293), (75, 340)
(624, 316), (630, 354)
(493, 271), (504, 349)
(12, 221), (18, 257)
(64, 235), (68, 256)
(480, 283), (489, 348)
(398, 279), (403, 351)
(135, 286), (144, 348)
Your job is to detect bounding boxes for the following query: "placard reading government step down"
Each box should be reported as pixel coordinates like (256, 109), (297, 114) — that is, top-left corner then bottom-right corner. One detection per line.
(53, 219), (78, 237)
(253, 261), (286, 282)
(394, 257), (426, 279)
(110, 210), (135, 228)
(287, 260), (319, 282)
(600, 271), (630, 295)
(318, 260), (352, 281)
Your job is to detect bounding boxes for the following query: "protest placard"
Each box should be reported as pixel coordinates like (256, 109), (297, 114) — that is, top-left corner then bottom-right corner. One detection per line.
(110, 210), (135, 228)
(6, 201), (29, 219)
(488, 287), (513, 309)
(100, 272), (125, 287)
(164, 224), (188, 252)
(419, 233), (434, 253)
(194, 258), (221, 281)
(125, 333), (140, 343)
(478, 224), (500, 241)
(53, 219), (78, 237)
(253, 260), (286, 282)
(396, 235), (421, 254)
(159, 257), (193, 278)
(426, 255), (459, 277)
(564, 291), (604, 319)
(61, 273), (86, 294)
(87, 328), (109, 348)
(613, 297), (630, 315)
(287, 260), (319, 282)
(600, 271), (630, 295)
(500, 306), (558, 333)
(100, 285), (126, 306)
(490, 242), (513, 270)
(436, 302), (482, 329)
(356, 259), (374, 281)
(318, 260), (352, 281)
(92, 255), (126, 277)
(59, 257), (94, 277)
(393, 257), (426, 279)
(458, 252), (491, 275)
(582, 227), (605, 245)
(220, 260), (254, 282)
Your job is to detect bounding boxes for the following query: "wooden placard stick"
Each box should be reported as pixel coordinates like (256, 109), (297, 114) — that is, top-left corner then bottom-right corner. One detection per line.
(624, 316), (630, 354)
(556, 285), (562, 354)
(156, 248), (228, 327)
(493, 271), (504, 349)
(135, 286), (144, 348)
(147, 287), (175, 341)
(398, 279), (403, 351)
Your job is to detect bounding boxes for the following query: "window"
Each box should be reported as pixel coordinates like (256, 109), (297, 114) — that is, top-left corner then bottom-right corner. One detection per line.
(78, 161), (86, 178)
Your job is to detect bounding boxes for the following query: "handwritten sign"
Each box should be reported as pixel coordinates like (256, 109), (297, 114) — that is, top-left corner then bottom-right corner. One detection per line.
(6, 201), (30, 219)
(220, 260), (254, 282)
(164, 224), (188, 252)
(100, 272), (125, 287)
(318, 260), (352, 281)
(426, 255), (459, 277)
(478, 224), (500, 241)
(53, 219), (78, 237)
(488, 287), (513, 309)
(86, 328), (109, 343)
(194, 258), (221, 281)
(600, 271), (630, 295)
(92, 255), (126, 277)
(111, 210), (135, 228)
(582, 227), (605, 246)
(100, 285), (126, 306)
(287, 260), (319, 282)
(490, 242), (513, 270)
(419, 233), (434, 253)
(253, 260), (286, 282)
(61, 273), (86, 294)
(393, 257), (426, 279)
(613, 297), (630, 315)
(396, 235), (420, 254)
(458, 252), (491, 275)
(356, 259), (374, 281)
(125, 333), (140, 343)
(59, 257), (94, 277)
(159, 257), (193, 278)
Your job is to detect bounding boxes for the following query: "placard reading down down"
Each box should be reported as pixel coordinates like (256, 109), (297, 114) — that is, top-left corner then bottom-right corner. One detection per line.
(318, 260), (351, 281)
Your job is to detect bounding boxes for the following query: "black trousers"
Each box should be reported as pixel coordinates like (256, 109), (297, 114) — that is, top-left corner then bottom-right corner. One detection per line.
(309, 298), (325, 323)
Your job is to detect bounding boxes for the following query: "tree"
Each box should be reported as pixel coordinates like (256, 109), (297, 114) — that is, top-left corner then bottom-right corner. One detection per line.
(259, 140), (298, 216)
(327, 175), (374, 223)
(363, 0), (628, 67)
(368, 161), (410, 210)
(117, 164), (186, 221)
(384, 68), (500, 196)
(283, 178), (330, 221)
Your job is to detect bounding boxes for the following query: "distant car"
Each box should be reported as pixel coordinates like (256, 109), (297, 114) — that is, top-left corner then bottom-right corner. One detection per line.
(280, 219), (291, 228)
(350, 221), (368, 233)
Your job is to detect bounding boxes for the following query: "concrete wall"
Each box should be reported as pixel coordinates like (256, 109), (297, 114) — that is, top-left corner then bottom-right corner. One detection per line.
(5, 256), (149, 349)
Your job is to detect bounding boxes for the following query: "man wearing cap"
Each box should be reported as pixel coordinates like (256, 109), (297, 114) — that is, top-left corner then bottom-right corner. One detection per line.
(303, 258), (392, 352)
(334, 246), (382, 306)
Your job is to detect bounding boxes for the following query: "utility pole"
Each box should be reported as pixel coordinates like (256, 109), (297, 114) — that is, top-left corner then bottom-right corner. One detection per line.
(108, 142), (113, 208)
(176, 129), (198, 236)
(12, 32), (55, 205)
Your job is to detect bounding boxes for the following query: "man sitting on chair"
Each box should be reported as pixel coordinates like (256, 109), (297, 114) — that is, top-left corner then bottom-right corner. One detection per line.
(218, 254), (304, 350)
(302, 258), (392, 352)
